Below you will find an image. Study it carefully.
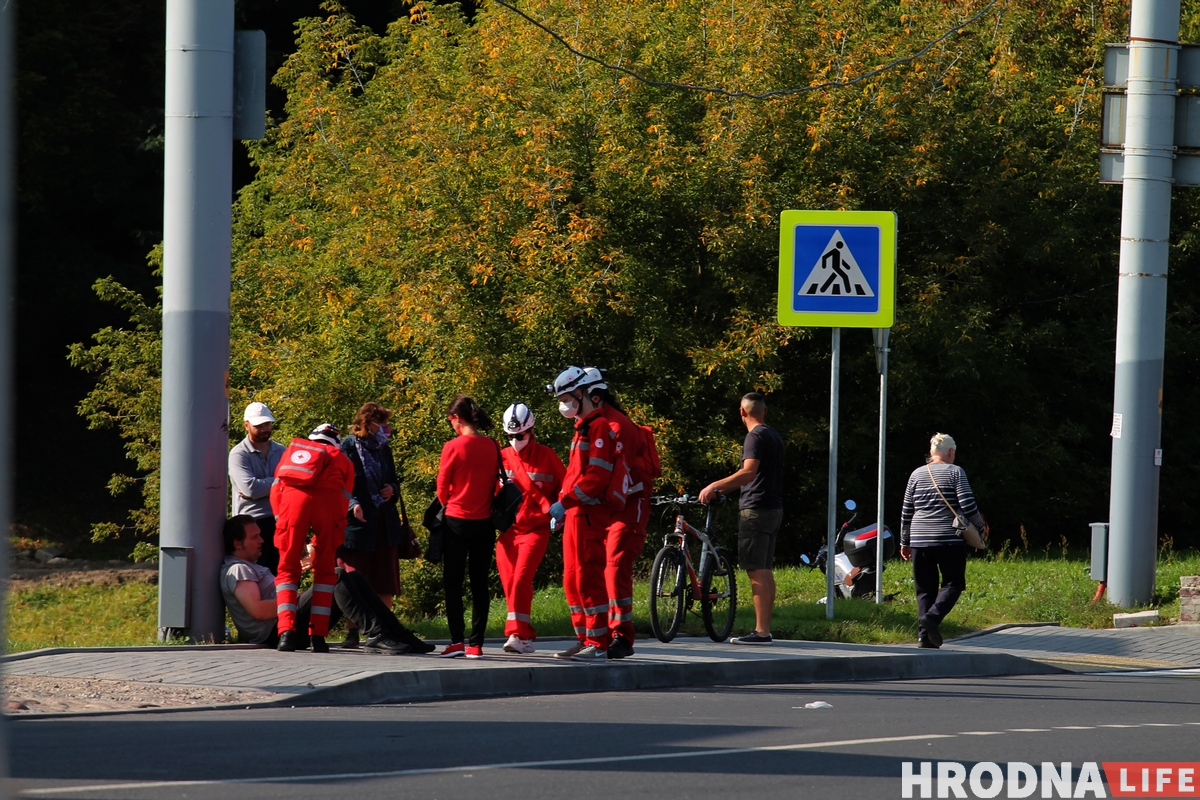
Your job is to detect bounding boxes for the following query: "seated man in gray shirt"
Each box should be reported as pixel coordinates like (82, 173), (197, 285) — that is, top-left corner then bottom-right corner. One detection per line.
(220, 515), (435, 654)
(228, 402), (286, 572)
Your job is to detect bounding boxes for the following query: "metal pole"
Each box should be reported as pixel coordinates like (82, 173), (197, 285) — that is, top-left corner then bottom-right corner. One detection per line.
(874, 328), (890, 604)
(0, 1), (15, 792)
(1106, 0), (1179, 607)
(158, 0), (235, 641)
(826, 327), (841, 618)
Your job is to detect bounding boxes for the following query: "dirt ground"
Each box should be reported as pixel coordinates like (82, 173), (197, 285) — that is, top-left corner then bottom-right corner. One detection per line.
(8, 558), (158, 592)
(6, 558), (280, 713)
(3, 675), (279, 713)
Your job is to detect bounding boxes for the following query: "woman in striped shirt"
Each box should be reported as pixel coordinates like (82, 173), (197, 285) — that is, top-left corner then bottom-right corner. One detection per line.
(899, 433), (988, 649)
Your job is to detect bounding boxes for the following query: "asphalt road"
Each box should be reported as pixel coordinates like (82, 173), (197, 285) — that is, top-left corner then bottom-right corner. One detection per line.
(11, 670), (1200, 799)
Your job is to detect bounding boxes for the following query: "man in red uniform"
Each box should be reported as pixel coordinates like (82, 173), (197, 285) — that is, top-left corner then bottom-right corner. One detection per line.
(547, 366), (624, 663)
(271, 423), (355, 653)
(583, 368), (654, 660)
(497, 402), (566, 654)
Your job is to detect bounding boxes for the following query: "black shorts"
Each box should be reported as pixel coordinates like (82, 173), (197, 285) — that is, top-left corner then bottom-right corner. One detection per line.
(737, 507), (783, 571)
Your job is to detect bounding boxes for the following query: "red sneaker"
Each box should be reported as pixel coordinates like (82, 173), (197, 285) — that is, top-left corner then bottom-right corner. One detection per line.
(439, 642), (465, 658)
(465, 644), (483, 659)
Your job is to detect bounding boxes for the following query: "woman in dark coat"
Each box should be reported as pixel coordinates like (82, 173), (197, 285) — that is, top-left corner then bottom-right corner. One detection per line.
(338, 402), (404, 630)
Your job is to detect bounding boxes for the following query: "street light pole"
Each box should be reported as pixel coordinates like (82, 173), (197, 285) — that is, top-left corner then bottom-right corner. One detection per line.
(1106, 0), (1179, 607)
(158, 0), (235, 641)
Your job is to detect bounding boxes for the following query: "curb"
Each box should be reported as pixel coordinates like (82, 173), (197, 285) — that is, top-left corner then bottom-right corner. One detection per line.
(5, 650), (1064, 720)
(282, 650), (1064, 708)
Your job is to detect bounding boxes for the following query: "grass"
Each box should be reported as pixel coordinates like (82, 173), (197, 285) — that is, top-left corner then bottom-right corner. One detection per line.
(9, 550), (1200, 652)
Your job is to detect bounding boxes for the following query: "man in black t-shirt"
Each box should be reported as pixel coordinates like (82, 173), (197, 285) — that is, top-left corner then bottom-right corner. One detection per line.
(699, 392), (784, 645)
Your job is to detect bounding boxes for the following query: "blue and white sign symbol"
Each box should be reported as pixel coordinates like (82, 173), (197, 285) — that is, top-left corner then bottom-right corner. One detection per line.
(792, 226), (880, 314)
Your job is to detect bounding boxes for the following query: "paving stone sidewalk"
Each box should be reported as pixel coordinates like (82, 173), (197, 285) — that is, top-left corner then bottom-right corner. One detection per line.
(5, 625), (1198, 714)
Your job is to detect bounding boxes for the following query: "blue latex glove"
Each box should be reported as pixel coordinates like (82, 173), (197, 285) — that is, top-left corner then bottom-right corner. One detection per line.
(549, 501), (566, 529)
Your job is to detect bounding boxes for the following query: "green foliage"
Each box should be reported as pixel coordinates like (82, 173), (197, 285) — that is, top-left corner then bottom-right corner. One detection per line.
(75, 0), (1200, 559)
(66, 251), (163, 554)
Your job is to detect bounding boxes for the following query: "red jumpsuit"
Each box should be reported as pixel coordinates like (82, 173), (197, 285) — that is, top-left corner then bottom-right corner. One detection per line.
(498, 441), (565, 640)
(560, 408), (623, 650)
(271, 441), (355, 637)
(601, 405), (651, 644)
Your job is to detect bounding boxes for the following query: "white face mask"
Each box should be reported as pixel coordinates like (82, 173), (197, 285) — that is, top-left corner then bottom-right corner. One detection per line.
(558, 398), (579, 419)
(509, 436), (530, 453)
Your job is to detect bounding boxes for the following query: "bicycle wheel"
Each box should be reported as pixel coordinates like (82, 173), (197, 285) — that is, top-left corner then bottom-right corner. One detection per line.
(649, 546), (687, 642)
(700, 546), (738, 642)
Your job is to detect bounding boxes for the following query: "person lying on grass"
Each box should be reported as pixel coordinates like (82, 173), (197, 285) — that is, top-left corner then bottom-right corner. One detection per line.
(220, 514), (435, 655)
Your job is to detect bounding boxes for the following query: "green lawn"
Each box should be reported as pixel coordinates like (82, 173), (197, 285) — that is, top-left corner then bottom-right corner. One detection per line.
(9, 550), (1199, 652)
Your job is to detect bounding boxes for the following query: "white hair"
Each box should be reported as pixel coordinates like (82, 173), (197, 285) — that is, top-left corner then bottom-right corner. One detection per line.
(930, 433), (956, 456)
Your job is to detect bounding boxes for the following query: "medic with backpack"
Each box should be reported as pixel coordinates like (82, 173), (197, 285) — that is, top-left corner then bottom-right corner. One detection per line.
(582, 367), (662, 659)
(546, 366), (628, 663)
(270, 423), (355, 653)
(496, 402), (566, 655)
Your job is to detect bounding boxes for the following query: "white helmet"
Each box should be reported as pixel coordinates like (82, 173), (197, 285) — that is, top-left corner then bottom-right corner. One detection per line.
(546, 366), (590, 396)
(308, 423), (340, 446)
(502, 402), (535, 435)
(582, 367), (607, 391)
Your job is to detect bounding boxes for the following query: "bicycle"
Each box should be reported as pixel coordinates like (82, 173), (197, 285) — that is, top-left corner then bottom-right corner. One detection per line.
(647, 493), (737, 642)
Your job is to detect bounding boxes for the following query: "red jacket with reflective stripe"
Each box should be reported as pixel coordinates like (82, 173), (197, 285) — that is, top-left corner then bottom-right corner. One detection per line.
(560, 409), (621, 512)
(502, 441), (566, 533)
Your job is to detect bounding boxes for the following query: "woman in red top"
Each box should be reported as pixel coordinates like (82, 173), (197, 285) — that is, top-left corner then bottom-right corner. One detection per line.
(497, 402), (566, 654)
(435, 395), (499, 658)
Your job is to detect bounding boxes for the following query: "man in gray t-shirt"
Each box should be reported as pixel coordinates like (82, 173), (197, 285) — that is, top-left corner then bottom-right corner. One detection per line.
(220, 515), (436, 654)
(228, 402), (285, 572)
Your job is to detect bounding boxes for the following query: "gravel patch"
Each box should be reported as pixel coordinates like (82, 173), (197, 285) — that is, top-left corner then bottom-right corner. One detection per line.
(3, 675), (278, 713)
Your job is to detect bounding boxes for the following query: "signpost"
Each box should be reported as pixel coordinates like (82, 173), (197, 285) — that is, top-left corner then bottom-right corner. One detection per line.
(778, 210), (896, 617)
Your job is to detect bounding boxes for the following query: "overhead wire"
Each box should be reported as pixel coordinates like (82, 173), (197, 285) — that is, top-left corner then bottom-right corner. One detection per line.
(489, 0), (1002, 100)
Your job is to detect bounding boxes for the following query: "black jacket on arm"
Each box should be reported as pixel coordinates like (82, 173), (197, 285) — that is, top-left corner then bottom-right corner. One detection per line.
(341, 436), (405, 551)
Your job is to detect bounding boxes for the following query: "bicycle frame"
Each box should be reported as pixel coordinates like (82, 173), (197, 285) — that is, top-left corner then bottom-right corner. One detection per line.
(661, 503), (720, 601)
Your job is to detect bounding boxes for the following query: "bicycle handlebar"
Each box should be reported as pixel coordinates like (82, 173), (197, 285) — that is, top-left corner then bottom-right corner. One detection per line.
(649, 492), (728, 507)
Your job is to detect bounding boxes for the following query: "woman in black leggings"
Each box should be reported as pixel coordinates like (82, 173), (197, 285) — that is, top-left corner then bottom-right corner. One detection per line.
(435, 395), (499, 658)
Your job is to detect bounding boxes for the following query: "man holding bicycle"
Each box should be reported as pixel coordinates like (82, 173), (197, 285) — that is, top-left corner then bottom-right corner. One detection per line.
(699, 392), (784, 645)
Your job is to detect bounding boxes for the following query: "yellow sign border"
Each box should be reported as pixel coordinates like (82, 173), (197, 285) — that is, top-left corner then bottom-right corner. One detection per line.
(777, 210), (896, 328)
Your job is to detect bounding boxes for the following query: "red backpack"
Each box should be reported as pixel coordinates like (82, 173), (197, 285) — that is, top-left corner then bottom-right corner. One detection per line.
(635, 425), (662, 485)
(275, 438), (333, 487)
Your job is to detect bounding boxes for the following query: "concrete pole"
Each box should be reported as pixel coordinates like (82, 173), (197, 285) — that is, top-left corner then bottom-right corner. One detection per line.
(158, 0), (235, 641)
(874, 328), (890, 604)
(1106, 0), (1179, 607)
(0, 1), (14, 792)
(825, 328), (841, 618)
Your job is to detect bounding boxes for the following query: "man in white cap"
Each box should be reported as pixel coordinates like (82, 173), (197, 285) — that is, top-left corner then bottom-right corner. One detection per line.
(228, 402), (286, 571)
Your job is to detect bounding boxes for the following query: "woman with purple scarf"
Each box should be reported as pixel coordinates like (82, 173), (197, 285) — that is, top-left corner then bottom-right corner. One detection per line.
(337, 402), (404, 646)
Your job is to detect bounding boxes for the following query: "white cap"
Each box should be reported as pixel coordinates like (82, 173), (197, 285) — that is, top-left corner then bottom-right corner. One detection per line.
(243, 402), (275, 426)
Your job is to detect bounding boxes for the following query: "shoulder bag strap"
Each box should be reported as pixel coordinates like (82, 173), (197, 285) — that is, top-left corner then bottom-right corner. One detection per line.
(925, 463), (965, 525)
(397, 488), (410, 526)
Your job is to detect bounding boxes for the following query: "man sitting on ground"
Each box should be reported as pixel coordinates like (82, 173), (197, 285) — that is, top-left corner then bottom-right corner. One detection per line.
(220, 514), (434, 654)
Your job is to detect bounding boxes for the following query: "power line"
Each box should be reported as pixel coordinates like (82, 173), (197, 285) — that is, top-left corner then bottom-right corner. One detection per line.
(489, 0), (1001, 100)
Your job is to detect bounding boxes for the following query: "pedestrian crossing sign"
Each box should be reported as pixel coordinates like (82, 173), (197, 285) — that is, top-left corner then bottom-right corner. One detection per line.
(777, 210), (896, 328)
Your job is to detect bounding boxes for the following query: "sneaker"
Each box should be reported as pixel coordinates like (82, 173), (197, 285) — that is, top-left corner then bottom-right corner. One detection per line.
(439, 642), (466, 658)
(919, 616), (943, 648)
(363, 635), (410, 655)
(503, 634), (523, 653)
(340, 629), (361, 649)
(465, 644), (484, 659)
(730, 631), (773, 645)
(570, 644), (609, 663)
(310, 635), (329, 654)
(607, 635), (634, 660)
(277, 630), (298, 652)
(555, 641), (585, 660)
